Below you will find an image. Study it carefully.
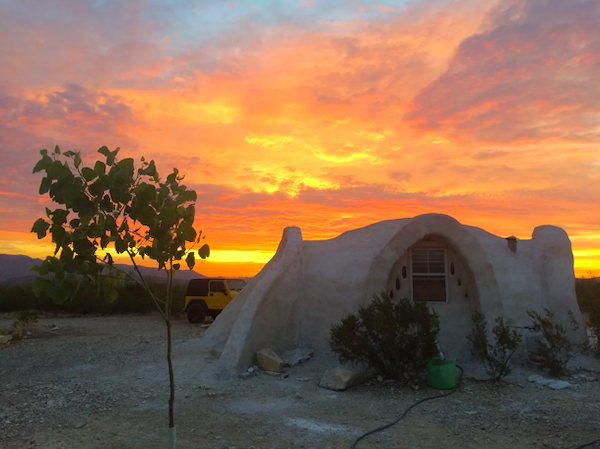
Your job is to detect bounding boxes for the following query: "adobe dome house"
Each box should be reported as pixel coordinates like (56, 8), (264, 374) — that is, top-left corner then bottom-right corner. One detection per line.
(203, 214), (586, 375)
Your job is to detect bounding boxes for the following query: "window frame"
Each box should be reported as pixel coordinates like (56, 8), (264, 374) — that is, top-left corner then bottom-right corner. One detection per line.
(410, 247), (448, 303)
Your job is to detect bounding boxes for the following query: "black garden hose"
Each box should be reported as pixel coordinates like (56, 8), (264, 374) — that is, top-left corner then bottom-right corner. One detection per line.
(351, 365), (464, 449)
(351, 366), (599, 449)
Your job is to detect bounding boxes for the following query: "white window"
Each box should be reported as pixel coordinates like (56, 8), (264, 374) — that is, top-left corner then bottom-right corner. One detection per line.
(411, 248), (447, 302)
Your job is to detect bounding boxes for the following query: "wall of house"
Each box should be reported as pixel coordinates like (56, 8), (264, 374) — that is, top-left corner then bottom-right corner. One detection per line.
(386, 234), (479, 359)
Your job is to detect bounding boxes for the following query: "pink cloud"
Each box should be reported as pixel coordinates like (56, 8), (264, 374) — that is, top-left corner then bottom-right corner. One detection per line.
(405, 0), (600, 142)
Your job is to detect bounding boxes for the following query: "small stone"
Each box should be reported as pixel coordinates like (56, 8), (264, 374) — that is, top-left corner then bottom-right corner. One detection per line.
(319, 367), (366, 391)
(73, 422), (87, 429)
(256, 348), (284, 373)
(376, 375), (383, 382)
(0, 335), (12, 345)
(238, 372), (255, 380)
(548, 381), (572, 390)
(281, 347), (314, 367)
(247, 367), (254, 373)
(263, 370), (281, 377)
(295, 377), (309, 382)
(528, 374), (544, 383)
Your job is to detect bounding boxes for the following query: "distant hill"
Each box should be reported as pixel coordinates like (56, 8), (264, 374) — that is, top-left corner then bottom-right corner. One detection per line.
(0, 254), (43, 283)
(0, 254), (206, 285)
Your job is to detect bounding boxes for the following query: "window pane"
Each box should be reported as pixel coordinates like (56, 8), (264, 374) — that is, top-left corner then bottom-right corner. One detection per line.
(429, 262), (445, 274)
(411, 249), (445, 274)
(210, 281), (227, 293)
(413, 276), (446, 302)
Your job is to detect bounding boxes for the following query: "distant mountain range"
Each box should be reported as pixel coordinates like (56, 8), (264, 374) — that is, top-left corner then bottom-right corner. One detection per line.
(0, 254), (206, 285)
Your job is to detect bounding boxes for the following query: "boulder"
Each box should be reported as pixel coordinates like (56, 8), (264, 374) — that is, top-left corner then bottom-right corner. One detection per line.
(319, 367), (365, 391)
(282, 347), (314, 367)
(256, 348), (284, 373)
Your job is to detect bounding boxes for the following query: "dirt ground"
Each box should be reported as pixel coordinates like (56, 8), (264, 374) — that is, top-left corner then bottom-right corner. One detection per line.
(1, 315), (600, 449)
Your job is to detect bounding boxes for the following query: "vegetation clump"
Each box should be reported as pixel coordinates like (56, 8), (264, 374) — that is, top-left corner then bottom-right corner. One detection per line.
(527, 308), (583, 377)
(330, 293), (440, 380)
(467, 311), (522, 381)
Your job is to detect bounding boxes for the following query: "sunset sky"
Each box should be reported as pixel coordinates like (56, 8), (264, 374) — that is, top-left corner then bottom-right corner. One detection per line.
(0, 0), (599, 278)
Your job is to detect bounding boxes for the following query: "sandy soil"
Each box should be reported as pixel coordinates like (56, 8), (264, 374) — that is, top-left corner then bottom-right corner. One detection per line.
(1, 315), (600, 449)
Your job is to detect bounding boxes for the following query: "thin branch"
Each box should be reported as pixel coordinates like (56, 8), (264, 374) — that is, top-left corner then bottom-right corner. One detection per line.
(127, 250), (168, 321)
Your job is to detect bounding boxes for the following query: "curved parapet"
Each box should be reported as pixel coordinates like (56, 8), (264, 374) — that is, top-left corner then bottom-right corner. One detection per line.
(531, 225), (585, 339)
(365, 214), (501, 359)
(209, 226), (304, 376)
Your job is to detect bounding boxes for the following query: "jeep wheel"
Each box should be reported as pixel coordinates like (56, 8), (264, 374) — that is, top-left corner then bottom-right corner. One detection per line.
(186, 303), (206, 324)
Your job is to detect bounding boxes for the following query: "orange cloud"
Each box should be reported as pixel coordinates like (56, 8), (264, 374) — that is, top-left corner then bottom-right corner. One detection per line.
(1, 0), (599, 278)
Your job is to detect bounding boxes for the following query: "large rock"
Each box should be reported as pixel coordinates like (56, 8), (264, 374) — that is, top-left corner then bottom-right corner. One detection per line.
(282, 347), (314, 367)
(319, 367), (365, 391)
(256, 348), (284, 373)
(0, 335), (12, 345)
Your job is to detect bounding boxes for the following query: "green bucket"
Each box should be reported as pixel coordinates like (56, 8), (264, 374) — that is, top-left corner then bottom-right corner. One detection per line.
(427, 359), (456, 389)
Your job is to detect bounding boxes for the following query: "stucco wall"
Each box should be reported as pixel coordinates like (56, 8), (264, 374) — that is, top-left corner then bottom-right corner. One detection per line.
(204, 214), (585, 375)
(386, 234), (480, 359)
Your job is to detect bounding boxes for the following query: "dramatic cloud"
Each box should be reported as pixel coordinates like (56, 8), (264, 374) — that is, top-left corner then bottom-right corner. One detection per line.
(1, 0), (599, 277)
(406, 0), (600, 142)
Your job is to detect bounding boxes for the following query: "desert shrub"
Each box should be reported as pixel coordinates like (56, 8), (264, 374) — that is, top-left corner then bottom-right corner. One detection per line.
(329, 293), (440, 380)
(467, 311), (522, 381)
(527, 308), (583, 377)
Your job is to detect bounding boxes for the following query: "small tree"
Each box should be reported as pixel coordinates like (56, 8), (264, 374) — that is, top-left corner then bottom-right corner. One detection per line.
(31, 145), (209, 448)
(527, 308), (581, 377)
(330, 293), (440, 380)
(467, 311), (522, 382)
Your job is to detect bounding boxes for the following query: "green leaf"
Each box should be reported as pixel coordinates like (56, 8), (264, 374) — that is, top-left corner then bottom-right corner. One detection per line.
(173, 263), (180, 271)
(63, 151), (75, 157)
(139, 160), (157, 177)
(115, 238), (127, 253)
(74, 151), (82, 168)
(198, 244), (210, 259)
(182, 225), (196, 242)
(185, 252), (195, 269)
(59, 246), (73, 263)
(40, 149), (48, 156)
(31, 218), (50, 239)
(69, 218), (81, 228)
(39, 177), (52, 195)
(93, 161), (106, 176)
(81, 167), (97, 181)
(51, 209), (69, 225)
(98, 146), (110, 157)
(106, 148), (119, 166)
(181, 190), (197, 202)
(33, 154), (52, 173)
(54, 145), (60, 154)
(32, 276), (53, 298)
(47, 160), (70, 180)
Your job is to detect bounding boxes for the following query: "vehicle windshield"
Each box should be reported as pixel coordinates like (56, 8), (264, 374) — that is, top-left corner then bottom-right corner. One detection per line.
(227, 279), (247, 291)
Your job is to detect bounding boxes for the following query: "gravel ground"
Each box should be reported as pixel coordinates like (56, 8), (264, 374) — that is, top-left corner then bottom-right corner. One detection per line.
(1, 315), (600, 449)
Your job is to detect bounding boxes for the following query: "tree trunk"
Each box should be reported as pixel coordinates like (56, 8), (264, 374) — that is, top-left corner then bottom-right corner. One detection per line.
(167, 317), (176, 448)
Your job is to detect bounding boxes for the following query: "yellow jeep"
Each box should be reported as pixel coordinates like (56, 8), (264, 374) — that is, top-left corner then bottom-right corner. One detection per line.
(184, 278), (247, 324)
